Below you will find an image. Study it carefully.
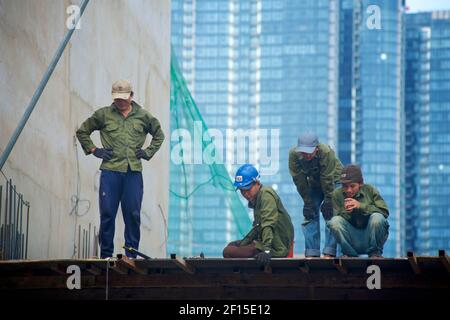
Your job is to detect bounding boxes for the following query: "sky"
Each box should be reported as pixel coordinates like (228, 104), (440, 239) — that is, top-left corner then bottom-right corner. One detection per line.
(406, 0), (450, 13)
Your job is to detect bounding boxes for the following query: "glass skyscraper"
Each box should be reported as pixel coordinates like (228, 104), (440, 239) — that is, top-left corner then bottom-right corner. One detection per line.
(338, 0), (354, 166)
(170, 0), (449, 258)
(339, 0), (406, 257)
(405, 11), (450, 255)
(259, 0), (340, 255)
(170, 0), (249, 257)
(171, 0), (339, 256)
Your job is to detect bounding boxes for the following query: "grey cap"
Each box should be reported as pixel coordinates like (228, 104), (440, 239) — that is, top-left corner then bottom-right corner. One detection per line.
(295, 132), (319, 153)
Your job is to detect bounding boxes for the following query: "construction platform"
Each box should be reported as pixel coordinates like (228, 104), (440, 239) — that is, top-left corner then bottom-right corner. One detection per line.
(0, 251), (449, 300)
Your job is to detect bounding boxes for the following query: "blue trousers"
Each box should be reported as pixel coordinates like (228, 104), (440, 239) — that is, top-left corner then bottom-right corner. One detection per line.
(99, 168), (143, 258)
(327, 212), (389, 257)
(302, 189), (338, 257)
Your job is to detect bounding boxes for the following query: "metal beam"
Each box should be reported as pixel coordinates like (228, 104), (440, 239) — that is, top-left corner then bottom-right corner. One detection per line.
(0, 257), (449, 300)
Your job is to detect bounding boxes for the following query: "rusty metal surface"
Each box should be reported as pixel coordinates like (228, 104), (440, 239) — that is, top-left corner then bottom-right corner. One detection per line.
(0, 255), (449, 300)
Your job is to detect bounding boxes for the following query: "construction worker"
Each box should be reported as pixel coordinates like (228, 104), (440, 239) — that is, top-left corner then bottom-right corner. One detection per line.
(289, 132), (343, 258)
(223, 164), (294, 267)
(76, 80), (165, 259)
(328, 165), (389, 258)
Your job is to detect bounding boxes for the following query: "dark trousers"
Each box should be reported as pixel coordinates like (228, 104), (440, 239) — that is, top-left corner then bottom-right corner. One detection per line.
(99, 168), (143, 258)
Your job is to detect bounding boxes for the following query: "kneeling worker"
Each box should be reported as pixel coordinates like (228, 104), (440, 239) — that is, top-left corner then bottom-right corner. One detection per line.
(328, 165), (389, 258)
(223, 164), (295, 267)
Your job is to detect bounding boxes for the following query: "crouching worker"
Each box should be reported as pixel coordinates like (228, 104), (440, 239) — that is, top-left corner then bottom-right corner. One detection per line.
(327, 165), (389, 258)
(223, 164), (294, 267)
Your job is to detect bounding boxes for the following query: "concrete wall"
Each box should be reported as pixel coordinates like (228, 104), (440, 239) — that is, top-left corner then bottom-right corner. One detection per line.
(0, 0), (171, 259)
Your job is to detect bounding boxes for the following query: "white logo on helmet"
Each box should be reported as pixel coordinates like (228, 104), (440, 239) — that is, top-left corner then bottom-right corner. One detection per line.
(236, 175), (243, 182)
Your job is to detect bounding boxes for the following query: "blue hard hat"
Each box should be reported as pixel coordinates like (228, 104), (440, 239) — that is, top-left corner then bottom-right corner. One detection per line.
(233, 164), (260, 190)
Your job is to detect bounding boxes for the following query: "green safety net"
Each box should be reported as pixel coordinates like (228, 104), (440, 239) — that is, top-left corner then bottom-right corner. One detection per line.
(168, 50), (252, 257)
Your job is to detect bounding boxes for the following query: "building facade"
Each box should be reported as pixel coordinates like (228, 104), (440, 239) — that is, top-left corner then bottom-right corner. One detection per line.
(170, 0), (450, 258)
(405, 11), (450, 255)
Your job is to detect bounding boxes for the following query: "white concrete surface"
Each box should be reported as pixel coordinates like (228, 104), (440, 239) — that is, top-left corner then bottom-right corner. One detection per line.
(0, 0), (171, 259)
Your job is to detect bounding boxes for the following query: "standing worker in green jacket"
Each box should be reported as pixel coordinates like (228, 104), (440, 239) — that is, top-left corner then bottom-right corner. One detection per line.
(328, 165), (389, 257)
(76, 79), (165, 259)
(289, 132), (343, 257)
(223, 164), (295, 267)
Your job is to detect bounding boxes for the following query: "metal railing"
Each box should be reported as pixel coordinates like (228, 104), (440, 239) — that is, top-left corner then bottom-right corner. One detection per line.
(0, 172), (30, 260)
(76, 223), (99, 259)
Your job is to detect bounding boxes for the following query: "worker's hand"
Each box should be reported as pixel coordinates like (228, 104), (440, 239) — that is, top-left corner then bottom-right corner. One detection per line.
(93, 148), (113, 161)
(135, 148), (151, 160)
(344, 198), (360, 212)
(254, 251), (271, 267)
(303, 205), (316, 220)
(321, 200), (334, 220)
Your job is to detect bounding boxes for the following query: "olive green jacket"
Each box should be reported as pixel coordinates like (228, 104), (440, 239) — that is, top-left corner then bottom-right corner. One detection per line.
(76, 101), (164, 172)
(240, 186), (294, 257)
(332, 184), (389, 228)
(288, 143), (343, 206)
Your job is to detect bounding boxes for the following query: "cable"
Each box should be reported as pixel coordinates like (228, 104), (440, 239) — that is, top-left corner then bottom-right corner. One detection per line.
(70, 137), (91, 259)
(70, 138), (91, 217)
(158, 204), (168, 250)
(169, 173), (236, 200)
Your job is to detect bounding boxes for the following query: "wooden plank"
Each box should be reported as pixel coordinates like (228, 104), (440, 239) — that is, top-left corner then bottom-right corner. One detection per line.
(438, 250), (450, 273)
(333, 258), (347, 274)
(50, 264), (67, 275)
(264, 266), (272, 274)
(117, 256), (148, 275)
(298, 258), (337, 271)
(407, 251), (421, 274)
(108, 259), (128, 275)
(298, 261), (310, 273)
(85, 263), (102, 276)
(172, 257), (196, 274)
